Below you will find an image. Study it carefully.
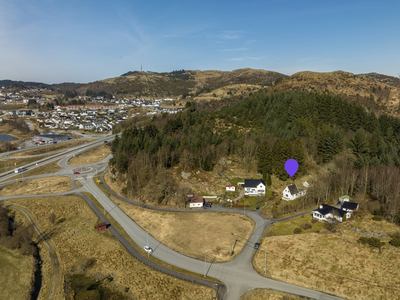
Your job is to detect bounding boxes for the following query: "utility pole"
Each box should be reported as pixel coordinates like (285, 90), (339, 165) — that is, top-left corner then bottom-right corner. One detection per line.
(230, 233), (236, 256)
(264, 247), (267, 274)
(204, 250), (207, 278)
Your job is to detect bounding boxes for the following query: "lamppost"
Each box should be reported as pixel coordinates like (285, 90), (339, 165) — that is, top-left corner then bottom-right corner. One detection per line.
(204, 250), (207, 278)
(230, 233), (236, 256)
(264, 247), (267, 274)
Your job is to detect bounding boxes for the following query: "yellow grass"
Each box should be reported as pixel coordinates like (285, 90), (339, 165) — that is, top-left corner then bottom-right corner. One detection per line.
(0, 156), (51, 171)
(0, 246), (34, 300)
(240, 289), (302, 300)
(0, 177), (73, 196)
(10, 139), (94, 157)
(68, 144), (110, 166)
(253, 215), (400, 299)
(4, 161), (63, 182)
(116, 200), (255, 262)
(266, 213), (325, 236)
(5, 196), (212, 299)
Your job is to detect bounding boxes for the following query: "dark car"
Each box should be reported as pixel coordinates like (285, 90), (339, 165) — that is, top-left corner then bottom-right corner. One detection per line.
(204, 204), (212, 208)
(254, 243), (260, 250)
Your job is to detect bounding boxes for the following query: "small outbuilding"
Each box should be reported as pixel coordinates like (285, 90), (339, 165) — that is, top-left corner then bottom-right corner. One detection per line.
(189, 196), (204, 208)
(96, 222), (108, 231)
(226, 185), (236, 192)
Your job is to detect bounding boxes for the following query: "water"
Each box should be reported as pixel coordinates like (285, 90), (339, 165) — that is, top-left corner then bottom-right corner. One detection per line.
(0, 134), (17, 142)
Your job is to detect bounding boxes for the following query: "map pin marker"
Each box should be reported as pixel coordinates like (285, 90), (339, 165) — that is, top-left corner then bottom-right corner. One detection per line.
(285, 159), (298, 177)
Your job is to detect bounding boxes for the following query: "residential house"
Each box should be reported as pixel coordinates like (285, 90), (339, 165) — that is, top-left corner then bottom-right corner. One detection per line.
(282, 184), (307, 201)
(189, 196), (204, 208)
(312, 204), (351, 223)
(243, 179), (266, 196)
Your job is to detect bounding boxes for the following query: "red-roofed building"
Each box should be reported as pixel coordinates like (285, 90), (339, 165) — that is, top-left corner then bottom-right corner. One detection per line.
(189, 196), (204, 208)
(226, 185), (236, 191)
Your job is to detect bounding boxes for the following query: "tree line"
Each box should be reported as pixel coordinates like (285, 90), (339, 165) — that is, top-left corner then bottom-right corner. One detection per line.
(110, 91), (400, 222)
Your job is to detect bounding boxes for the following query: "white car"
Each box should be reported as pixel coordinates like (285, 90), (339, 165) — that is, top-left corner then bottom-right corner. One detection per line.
(144, 246), (153, 254)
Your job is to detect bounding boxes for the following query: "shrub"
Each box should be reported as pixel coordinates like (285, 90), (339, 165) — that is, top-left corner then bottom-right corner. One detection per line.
(311, 218), (318, 224)
(301, 223), (312, 230)
(293, 227), (302, 234)
(358, 236), (385, 248)
(389, 237), (400, 247)
(325, 221), (339, 233)
(358, 237), (369, 245)
(372, 216), (383, 221)
(373, 209), (384, 216)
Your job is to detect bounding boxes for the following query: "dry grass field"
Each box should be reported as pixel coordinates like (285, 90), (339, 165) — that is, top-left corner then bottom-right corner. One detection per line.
(253, 215), (400, 299)
(5, 196), (212, 299)
(10, 139), (94, 158)
(4, 161), (63, 182)
(0, 156), (51, 172)
(240, 289), (303, 300)
(0, 246), (34, 300)
(116, 200), (254, 262)
(68, 144), (110, 166)
(0, 177), (73, 196)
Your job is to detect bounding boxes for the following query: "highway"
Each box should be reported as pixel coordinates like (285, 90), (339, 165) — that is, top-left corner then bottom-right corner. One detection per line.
(0, 136), (345, 300)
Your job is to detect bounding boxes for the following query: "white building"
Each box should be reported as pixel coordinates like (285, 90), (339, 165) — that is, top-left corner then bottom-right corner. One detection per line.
(312, 204), (351, 223)
(189, 196), (204, 208)
(282, 184), (307, 201)
(226, 185), (236, 192)
(243, 179), (266, 196)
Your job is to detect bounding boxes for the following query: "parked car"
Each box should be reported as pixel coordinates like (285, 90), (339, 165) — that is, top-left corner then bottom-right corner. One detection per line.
(254, 243), (260, 250)
(144, 246), (153, 254)
(204, 202), (213, 207)
(73, 171), (80, 175)
(204, 204), (212, 208)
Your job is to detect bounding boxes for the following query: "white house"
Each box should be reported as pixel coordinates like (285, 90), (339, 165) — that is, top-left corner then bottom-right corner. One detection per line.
(189, 196), (204, 208)
(339, 195), (350, 203)
(226, 185), (236, 192)
(243, 179), (266, 196)
(312, 204), (351, 223)
(282, 184), (307, 201)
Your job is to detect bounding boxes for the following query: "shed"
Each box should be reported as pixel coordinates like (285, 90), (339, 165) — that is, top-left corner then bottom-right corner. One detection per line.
(96, 222), (108, 231)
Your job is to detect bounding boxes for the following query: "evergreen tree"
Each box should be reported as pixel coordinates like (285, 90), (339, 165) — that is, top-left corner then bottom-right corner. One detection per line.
(257, 140), (272, 175)
(272, 138), (292, 181)
(292, 138), (305, 175)
(349, 128), (369, 159)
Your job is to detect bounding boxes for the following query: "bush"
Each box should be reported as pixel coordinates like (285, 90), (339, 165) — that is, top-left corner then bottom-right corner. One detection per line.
(325, 221), (339, 233)
(373, 209), (384, 216)
(389, 237), (400, 247)
(372, 216), (383, 221)
(358, 236), (385, 248)
(311, 218), (318, 224)
(293, 227), (302, 234)
(300, 223), (312, 230)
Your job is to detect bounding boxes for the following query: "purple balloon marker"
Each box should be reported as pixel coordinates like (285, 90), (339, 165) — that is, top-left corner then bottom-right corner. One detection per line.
(285, 159), (299, 177)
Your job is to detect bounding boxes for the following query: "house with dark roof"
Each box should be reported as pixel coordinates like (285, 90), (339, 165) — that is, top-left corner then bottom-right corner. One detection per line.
(243, 179), (266, 196)
(312, 204), (352, 223)
(341, 201), (359, 213)
(282, 184), (307, 201)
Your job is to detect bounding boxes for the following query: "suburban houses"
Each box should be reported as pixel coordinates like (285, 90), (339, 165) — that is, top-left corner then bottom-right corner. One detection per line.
(282, 184), (307, 201)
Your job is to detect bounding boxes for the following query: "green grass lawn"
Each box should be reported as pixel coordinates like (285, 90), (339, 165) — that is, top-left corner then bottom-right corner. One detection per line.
(267, 213), (325, 236)
(235, 190), (272, 210)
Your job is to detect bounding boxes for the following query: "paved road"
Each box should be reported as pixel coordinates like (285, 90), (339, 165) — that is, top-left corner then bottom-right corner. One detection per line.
(0, 146), (345, 300)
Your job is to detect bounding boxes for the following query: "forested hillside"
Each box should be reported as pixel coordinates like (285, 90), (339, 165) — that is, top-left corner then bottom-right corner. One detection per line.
(110, 91), (400, 223)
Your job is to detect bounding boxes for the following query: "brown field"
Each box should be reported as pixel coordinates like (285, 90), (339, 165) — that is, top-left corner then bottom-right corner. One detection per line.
(253, 215), (400, 299)
(116, 200), (255, 262)
(240, 289), (303, 300)
(10, 139), (94, 157)
(68, 144), (110, 166)
(4, 161), (63, 182)
(0, 176), (73, 196)
(0, 246), (34, 300)
(5, 196), (213, 299)
(0, 155), (51, 172)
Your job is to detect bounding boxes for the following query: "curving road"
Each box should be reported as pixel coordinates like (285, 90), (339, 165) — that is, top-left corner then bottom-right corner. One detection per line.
(0, 140), (345, 300)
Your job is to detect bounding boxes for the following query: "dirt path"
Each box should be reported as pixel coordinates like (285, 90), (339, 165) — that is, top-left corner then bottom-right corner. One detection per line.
(9, 204), (61, 300)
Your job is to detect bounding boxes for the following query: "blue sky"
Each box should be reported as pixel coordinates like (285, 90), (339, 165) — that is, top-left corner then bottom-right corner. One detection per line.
(0, 0), (399, 83)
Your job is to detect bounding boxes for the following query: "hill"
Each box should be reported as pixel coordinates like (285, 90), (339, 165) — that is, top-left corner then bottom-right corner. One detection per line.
(274, 70), (400, 115)
(72, 68), (286, 99)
